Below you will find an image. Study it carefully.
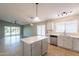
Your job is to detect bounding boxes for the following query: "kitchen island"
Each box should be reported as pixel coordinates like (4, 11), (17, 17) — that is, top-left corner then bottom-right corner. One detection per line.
(22, 36), (48, 56)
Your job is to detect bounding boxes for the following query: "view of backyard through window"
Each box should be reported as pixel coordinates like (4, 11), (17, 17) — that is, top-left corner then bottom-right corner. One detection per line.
(4, 26), (20, 45)
(55, 20), (78, 33)
(37, 24), (45, 36)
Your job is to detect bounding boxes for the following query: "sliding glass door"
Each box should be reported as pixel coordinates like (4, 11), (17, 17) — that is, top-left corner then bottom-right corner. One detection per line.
(4, 26), (22, 56)
(4, 26), (20, 44)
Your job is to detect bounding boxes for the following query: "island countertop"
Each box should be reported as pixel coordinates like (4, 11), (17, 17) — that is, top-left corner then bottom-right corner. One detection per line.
(22, 36), (48, 44)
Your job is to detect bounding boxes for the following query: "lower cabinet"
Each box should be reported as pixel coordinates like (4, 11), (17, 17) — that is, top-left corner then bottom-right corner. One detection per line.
(32, 41), (41, 56)
(41, 39), (48, 55)
(23, 39), (48, 56)
(58, 35), (79, 52)
(58, 36), (73, 49)
(57, 36), (64, 47)
(63, 36), (73, 49)
(73, 38), (79, 51)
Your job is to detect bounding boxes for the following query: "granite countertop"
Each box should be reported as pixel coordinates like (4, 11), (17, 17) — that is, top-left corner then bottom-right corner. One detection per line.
(69, 35), (79, 39)
(50, 33), (79, 39)
(22, 36), (48, 44)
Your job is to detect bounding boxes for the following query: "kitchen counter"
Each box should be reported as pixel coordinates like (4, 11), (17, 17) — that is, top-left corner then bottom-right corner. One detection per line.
(51, 33), (79, 39)
(22, 36), (48, 44)
(69, 35), (79, 39)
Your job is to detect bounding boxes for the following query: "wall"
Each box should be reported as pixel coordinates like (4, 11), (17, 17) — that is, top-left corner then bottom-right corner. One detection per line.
(22, 24), (37, 38)
(0, 20), (23, 39)
(46, 15), (79, 36)
(53, 15), (79, 35)
(35, 15), (79, 36)
(0, 20), (38, 39)
(23, 24), (32, 37)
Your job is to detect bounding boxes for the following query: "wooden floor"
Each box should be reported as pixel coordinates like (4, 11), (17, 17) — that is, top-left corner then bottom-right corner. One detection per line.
(48, 44), (79, 56)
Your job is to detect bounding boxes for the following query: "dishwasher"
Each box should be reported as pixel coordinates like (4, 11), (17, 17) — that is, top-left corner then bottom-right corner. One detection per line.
(50, 35), (57, 46)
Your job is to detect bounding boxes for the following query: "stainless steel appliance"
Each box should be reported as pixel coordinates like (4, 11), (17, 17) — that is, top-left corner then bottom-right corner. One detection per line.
(50, 35), (57, 46)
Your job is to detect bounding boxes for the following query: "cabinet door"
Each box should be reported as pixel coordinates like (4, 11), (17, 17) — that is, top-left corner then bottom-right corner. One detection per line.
(73, 38), (79, 51)
(48, 36), (50, 43)
(41, 39), (48, 55)
(32, 41), (41, 56)
(57, 36), (64, 47)
(63, 36), (73, 49)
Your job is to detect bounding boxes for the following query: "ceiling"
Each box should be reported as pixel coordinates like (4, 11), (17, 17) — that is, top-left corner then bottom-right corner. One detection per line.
(0, 3), (79, 25)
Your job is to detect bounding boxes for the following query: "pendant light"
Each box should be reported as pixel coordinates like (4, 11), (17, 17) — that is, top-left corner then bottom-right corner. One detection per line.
(30, 3), (40, 26)
(33, 3), (40, 22)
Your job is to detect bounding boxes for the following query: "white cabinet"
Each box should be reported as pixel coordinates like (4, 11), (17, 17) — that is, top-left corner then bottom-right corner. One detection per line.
(63, 36), (73, 49)
(58, 36), (73, 49)
(47, 36), (50, 43)
(73, 38), (79, 51)
(32, 41), (41, 56)
(57, 36), (64, 47)
(58, 35), (79, 52)
(41, 39), (48, 55)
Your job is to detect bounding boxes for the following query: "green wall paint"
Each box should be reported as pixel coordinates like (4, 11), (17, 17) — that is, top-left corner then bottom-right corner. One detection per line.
(22, 24), (37, 38)
(23, 24), (33, 37)
(0, 20), (36, 39)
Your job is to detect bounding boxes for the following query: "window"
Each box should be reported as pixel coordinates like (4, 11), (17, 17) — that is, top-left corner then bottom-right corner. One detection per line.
(11, 27), (20, 35)
(41, 25), (45, 35)
(55, 20), (78, 33)
(37, 24), (45, 36)
(4, 26), (20, 45)
(37, 25), (42, 35)
(52, 23), (54, 30)
(66, 20), (78, 33)
(5, 26), (11, 36)
(55, 22), (65, 32)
